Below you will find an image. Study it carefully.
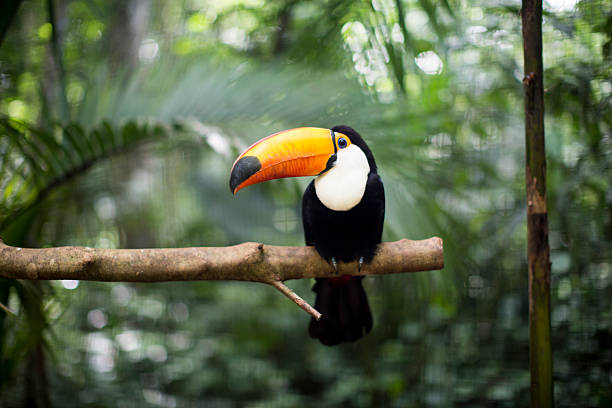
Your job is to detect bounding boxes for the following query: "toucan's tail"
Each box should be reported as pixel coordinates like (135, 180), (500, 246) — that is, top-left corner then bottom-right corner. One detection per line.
(308, 276), (373, 346)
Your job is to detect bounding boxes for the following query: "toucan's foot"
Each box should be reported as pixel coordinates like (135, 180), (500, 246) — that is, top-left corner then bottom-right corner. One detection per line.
(331, 257), (338, 274)
(358, 256), (364, 272)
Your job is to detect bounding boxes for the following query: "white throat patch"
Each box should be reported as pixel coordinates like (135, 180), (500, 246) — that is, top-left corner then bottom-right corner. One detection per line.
(314, 144), (370, 211)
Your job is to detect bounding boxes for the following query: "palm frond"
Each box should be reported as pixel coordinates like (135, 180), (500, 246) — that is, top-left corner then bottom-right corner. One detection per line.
(0, 117), (170, 233)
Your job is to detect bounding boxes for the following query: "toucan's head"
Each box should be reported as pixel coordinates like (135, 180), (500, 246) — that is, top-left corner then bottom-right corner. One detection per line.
(229, 125), (375, 210)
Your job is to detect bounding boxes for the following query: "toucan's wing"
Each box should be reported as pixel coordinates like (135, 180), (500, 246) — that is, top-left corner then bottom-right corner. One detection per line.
(367, 171), (385, 245)
(301, 180), (316, 246)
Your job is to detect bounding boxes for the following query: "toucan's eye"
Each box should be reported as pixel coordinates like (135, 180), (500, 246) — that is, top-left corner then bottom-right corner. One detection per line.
(337, 137), (348, 149)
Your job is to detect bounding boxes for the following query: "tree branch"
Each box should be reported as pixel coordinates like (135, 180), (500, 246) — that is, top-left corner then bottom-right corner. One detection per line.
(0, 237), (443, 319)
(0, 237), (443, 282)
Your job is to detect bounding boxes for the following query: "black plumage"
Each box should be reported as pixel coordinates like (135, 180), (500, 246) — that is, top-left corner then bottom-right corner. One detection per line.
(303, 126), (385, 346)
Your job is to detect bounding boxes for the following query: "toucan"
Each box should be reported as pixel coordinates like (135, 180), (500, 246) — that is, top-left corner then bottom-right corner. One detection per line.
(229, 126), (385, 345)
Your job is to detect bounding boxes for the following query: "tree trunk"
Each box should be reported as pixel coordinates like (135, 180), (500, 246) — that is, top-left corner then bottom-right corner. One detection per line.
(521, 1), (553, 407)
(107, 0), (150, 70)
(272, 1), (294, 56)
(42, 0), (70, 123)
(24, 342), (52, 408)
(0, 0), (24, 47)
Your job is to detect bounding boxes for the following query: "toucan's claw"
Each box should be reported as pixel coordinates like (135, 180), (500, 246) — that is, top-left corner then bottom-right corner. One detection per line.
(331, 257), (338, 274)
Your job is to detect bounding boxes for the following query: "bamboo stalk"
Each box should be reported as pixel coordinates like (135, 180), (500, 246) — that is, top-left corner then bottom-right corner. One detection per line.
(522, 1), (553, 406)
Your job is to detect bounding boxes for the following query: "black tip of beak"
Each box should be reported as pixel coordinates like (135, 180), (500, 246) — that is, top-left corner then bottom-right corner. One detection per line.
(229, 156), (262, 194)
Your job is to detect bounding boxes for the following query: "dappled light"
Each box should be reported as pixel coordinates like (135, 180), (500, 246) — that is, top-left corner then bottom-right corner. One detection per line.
(415, 51), (443, 75)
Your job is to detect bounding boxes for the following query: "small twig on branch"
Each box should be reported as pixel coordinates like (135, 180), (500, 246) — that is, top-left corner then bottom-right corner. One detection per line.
(0, 237), (443, 318)
(270, 280), (322, 320)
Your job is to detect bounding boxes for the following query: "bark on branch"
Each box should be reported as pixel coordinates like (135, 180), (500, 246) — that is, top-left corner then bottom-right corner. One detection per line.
(0, 237), (443, 319)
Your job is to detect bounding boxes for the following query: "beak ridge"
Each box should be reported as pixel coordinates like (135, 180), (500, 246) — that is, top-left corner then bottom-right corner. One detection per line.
(229, 127), (339, 193)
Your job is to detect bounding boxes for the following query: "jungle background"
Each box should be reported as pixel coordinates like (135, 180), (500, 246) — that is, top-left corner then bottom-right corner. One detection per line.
(0, 0), (610, 406)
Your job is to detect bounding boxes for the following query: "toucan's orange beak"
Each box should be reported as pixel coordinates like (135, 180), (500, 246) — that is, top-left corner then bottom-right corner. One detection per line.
(229, 127), (345, 194)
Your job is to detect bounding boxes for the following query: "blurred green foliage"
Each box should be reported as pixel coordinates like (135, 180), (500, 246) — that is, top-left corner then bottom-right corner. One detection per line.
(0, 0), (611, 406)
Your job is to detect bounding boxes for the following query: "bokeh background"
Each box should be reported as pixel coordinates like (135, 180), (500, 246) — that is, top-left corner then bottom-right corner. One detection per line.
(1, 0), (610, 406)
